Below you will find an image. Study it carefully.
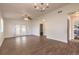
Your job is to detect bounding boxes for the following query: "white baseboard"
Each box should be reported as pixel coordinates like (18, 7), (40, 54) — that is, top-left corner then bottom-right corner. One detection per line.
(4, 34), (34, 39)
(47, 36), (67, 43)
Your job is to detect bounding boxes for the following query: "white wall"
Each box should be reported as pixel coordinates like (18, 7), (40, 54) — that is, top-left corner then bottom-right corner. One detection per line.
(32, 4), (79, 43)
(4, 18), (32, 38)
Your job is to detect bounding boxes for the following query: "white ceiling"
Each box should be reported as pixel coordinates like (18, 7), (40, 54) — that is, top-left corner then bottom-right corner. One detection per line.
(0, 3), (68, 20)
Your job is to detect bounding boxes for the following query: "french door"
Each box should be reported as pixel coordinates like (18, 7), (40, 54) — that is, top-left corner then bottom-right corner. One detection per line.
(15, 25), (26, 36)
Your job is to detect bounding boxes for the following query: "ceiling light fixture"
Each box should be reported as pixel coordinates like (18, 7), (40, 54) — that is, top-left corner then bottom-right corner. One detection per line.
(24, 17), (28, 21)
(34, 3), (49, 12)
(23, 14), (32, 21)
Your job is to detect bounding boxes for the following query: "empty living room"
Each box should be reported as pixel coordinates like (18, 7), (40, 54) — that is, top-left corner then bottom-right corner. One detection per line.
(0, 3), (79, 55)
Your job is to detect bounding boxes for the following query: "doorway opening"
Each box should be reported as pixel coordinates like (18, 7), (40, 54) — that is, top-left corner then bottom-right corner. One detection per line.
(40, 24), (43, 36)
(68, 11), (79, 41)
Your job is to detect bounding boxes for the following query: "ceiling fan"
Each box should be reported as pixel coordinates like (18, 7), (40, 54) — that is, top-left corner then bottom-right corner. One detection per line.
(16, 12), (32, 20)
(23, 14), (32, 20)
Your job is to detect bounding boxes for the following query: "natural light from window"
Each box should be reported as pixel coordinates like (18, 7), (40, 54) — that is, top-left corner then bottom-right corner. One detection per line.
(0, 18), (3, 33)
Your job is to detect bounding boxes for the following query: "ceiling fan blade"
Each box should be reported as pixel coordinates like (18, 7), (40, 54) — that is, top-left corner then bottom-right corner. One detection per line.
(28, 16), (32, 20)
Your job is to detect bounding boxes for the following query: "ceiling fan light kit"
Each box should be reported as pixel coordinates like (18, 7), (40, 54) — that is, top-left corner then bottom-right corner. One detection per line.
(24, 17), (28, 21)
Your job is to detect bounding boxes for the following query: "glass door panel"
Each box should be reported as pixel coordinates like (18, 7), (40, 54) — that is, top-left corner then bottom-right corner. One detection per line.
(15, 25), (21, 36)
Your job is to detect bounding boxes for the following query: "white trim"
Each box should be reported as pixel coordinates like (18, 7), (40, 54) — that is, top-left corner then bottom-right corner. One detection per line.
(47, 36), (68, 43)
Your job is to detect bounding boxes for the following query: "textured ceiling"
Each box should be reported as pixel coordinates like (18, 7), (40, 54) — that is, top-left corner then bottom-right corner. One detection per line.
(0, 3), (68, 20)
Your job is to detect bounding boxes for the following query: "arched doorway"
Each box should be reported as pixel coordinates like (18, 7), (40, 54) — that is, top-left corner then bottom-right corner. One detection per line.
(68, 12), (79, 41)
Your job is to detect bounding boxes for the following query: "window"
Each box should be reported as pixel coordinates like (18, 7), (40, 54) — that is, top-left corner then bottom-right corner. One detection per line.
(0, 18), (3, 33)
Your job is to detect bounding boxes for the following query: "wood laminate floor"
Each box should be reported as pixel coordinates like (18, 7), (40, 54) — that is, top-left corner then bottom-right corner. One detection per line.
(0, 35), (79, 55)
